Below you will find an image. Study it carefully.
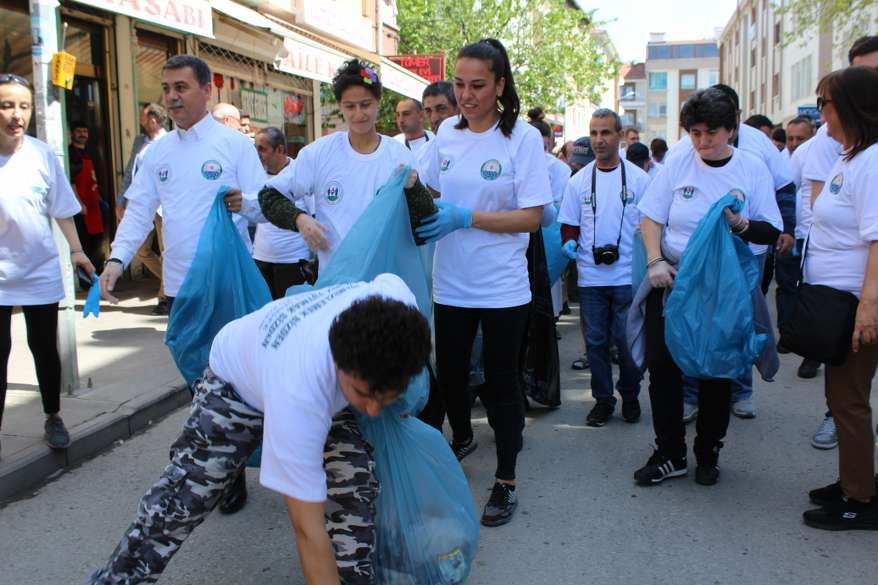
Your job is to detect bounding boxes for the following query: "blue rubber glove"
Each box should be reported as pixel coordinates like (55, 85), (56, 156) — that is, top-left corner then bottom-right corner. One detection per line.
(82, 272), (101, 318)
(415, 200), (473, 243)
(562, 240), (578, 260)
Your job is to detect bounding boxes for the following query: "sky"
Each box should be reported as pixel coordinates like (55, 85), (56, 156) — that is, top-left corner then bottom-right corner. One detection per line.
(583, 0), (739, 63)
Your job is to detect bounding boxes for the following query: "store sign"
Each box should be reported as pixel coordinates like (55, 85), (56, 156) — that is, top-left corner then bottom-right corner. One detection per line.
(387, 54), (445, 83)
(299, 0), (375, 52)
(798, 105), (820, 122)
(277, 37), (350, 84)
(240, 88), (268, 123)
(71, 0), (213, 37)
(380, 59), (429, 101)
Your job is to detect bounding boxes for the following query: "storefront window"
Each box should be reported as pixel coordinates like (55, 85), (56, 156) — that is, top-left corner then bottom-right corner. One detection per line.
(0, 1), (31, 80)
(135, 30), (179, 107)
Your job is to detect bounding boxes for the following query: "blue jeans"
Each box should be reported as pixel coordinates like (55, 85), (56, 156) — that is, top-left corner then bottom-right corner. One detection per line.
(579, 285), (641, 405)
(684, 253), (767, 405)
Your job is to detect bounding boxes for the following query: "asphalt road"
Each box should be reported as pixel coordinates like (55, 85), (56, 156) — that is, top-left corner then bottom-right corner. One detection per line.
(2, 310), (877, 585)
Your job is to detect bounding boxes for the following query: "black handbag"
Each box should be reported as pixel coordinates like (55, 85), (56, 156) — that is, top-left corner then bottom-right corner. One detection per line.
(778, 238), (859, 366)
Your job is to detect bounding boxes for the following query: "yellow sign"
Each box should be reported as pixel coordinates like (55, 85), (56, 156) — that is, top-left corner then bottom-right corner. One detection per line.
(50, 52), (76, 90)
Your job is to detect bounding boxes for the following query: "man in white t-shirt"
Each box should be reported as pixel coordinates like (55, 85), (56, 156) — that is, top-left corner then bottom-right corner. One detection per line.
(86, 274), (431, 585)
(394, 97), (435, 151)
(559, 109), (651, 427)
(252, 127), (314, 299)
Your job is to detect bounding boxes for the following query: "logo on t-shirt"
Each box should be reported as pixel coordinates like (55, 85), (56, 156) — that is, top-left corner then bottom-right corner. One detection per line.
(480, 159), (502, 181)
(324, 181), (343, 205)
(200, 160), (223, 181)
(727, 188), (746, 201)
(681, 186), (695, 199)
(30, 185), (49, 197)
(829, 173), (844, 195)
(157, 166), (170, 183)
(440, 158), (452, 173)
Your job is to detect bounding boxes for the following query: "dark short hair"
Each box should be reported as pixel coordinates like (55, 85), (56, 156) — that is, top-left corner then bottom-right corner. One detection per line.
(817, 66), (878, 160)
(771, 127), (786, 143)
(329, 296), (431, 396)
(527, 107), (552, 138)
(592, 108), (622, 132)
(398, 97), (422, 111)
(257, 126), (287, 150)
(744, 114), (773, 129)
(787, 116), (812, 128)
(332, 59), (381, 101)
(848, 35), (878, 65)
(625, 126), (640, 136)
(710, 83), (740, 110)
(422, 80), (456, 106)
(69, 120), (88, 132)
(162, 55), (211, 86)
(680, 88), (738, 132)
(650, 137), (668, 157)
(143, 102), (168, 127)
(455, 38), (519, 138)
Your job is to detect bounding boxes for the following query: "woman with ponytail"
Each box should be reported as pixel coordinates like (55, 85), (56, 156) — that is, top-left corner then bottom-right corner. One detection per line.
(417, 39), (553, 527)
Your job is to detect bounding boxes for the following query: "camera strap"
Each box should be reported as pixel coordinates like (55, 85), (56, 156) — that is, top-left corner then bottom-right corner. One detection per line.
(590, 161), (629, 250)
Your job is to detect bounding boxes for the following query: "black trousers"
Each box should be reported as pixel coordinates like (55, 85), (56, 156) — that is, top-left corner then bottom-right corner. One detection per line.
(434, 302), (529, 481)
(645, 289), (731, 464)
(0, 303), (62, 428)
(254, 259), (310, 300)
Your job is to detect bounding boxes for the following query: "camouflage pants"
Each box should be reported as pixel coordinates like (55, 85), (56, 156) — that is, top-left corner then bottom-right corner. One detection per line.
(86, 369), (377, 584)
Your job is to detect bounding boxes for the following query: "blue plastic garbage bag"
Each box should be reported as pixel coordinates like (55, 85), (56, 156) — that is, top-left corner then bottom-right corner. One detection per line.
(631, 229), (647, 293)
(285, 167), (479, 583)
(542, 220), (568, 286)
(664, 195), (766, 380)
(165, 186), (272, 385)
(82, 272), (101, 318)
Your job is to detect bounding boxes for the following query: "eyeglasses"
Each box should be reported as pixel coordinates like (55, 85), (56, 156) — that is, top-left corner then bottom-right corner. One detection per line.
(816, 97), (833, 111)
(0, 73), (32, 89)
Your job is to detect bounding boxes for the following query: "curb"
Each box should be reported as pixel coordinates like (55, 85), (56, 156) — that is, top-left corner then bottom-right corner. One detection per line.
(0, 384), (191, 505)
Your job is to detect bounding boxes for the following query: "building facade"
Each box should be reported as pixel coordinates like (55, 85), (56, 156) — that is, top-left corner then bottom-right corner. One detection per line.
(619, 62), (646, 133)
(644, 33), (720, 145)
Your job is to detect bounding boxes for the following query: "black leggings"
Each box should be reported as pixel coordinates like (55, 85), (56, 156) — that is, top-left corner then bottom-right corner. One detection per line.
(645, 289), (731, 464)
(0, 304), (62, 428)
(434, 303), (529, 481)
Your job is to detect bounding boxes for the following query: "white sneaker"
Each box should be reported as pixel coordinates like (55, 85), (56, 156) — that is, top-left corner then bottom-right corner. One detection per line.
(682, 402), (698, 424)
(811, 416), (838, 450)
(732, 399), (756, 419)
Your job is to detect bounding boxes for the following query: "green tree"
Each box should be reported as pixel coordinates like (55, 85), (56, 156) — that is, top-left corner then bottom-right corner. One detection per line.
(777, 0), (877, 53)
(396, 0), (619, 110)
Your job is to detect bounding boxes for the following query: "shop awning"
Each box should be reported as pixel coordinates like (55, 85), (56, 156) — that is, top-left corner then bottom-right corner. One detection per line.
(70, 0), (213, 37)
(211, 0), (279, 34)
(379, 57), (431, 101)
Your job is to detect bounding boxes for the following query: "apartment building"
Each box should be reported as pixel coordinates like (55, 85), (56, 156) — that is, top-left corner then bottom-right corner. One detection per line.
(619, 63), (647, 133)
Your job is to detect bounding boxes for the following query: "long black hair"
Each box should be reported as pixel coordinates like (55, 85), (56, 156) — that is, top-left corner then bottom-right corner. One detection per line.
(454, 38), (519, 137)
(817, 66), (878, 161)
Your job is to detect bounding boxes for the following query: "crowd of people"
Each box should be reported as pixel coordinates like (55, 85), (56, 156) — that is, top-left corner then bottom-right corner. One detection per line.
(0, 31), (876, 585)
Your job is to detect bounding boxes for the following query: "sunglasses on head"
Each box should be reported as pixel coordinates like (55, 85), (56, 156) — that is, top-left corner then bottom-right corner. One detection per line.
(0, 73), (32, 89)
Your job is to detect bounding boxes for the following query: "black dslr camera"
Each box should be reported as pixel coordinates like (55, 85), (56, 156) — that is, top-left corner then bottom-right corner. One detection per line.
(592, 244), (620, 265)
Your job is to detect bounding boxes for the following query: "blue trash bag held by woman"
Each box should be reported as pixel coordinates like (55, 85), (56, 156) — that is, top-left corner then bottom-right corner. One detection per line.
(287, 167), (480, 583)
(165, 186), (272, 385)
(664, 194), (766, 380)
(542, 220), (568, 286)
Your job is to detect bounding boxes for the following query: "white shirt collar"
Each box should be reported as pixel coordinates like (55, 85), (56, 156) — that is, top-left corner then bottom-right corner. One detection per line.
(176, 112), (214, 140)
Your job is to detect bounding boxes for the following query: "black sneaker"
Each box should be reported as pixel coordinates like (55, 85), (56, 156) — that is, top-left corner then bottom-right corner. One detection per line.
(44, 414), (71, 449)
(803, 498), (878, 531)
(481, 482), (518, 527)
(450, 436), (478, 461)
(151, 298), (170, 316)
(797, 359), (821, 379)
(621, 399), (641, 423)
(695, 464), (720, 486)
(809, 476), (878, 507)
(634, 450), (688, 485)
(586, 401), (614, 427)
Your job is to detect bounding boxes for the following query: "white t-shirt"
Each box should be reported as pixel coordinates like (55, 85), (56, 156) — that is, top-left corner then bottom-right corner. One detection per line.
(802, 124), (843, 187)
(546, 152), (572, 204)
(669, 123), (792, 190)
(209, 273), (417, 502)
(0, 136), (82, 305)
(253, 159), (312, 264)
(804, 144), (878, 297)
(394, 130), (435, 152)
(267, 132), (414, 270)
(558, 160), (651, 287)
(422, 116), (553, 308)
(638, 147), (782, 261)
(790, 138), (815, 240)
(111, 114), (266, 296)
(647, 162), (661, 181)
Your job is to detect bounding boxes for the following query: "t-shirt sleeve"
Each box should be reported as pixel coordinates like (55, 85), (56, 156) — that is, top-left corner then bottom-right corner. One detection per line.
(513, 129), (553, 208)
(637, 163), (673, 224)
(746, 159), (783, 230)
(763, 139), (793, 189)
(46, 148), (83, 219)
(557, 172), (582, 227)
(803, 129), (842, 183)
(853, 154), (878, 242)
(419, 137), (441, 192)
(286, 143), (317, 203)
